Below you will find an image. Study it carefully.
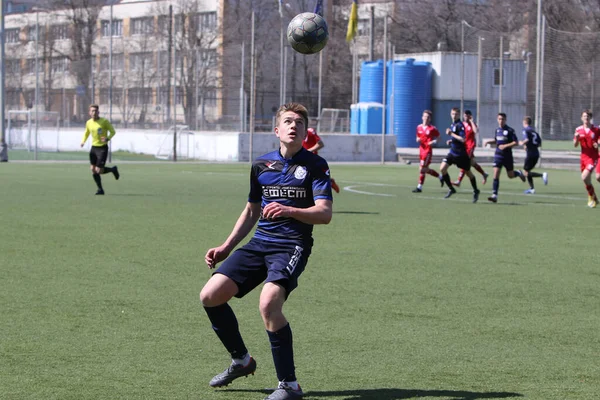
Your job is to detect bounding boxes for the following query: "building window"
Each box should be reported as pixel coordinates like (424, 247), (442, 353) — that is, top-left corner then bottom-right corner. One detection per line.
(6, 89), (21, 108)
(128, 87), (153, 106)
(5, 28), (20, 43)
(193, 12), (217, 32)
(26, 59), (43, 75)
(99, 88), (123, 105)
(27, 26), (45, 42)
(50, 24), (69, 40)
(199, 87), (217, 107)
(51, 57), (69, 74)
(99, 54), (124, 71)
(129, 52), (153, 70)
(493, 68), (505, 86)
(198, 48), (217, 68)
(157, 15), (169, 34)
(101, 19), (123, 37)
(130, 17), (154, 35)
(6, 59), (21, 75)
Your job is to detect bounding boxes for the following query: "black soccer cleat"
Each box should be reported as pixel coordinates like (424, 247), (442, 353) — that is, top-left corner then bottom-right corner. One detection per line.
(209, 357), (257, 387)
(113, 165), (120, 180)
(444, 188), (456, 199)
(412, 187), (422, 193)
(473, 189), (480, 203)
(487, 195), (497, 203)
(95, 189), (105, 195)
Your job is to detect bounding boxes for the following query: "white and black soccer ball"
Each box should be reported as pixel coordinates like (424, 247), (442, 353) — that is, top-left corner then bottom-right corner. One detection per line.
(287, 12), (329, 55)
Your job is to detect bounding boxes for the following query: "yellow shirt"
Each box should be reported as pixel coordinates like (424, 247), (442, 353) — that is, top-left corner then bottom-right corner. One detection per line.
(81, 118), (116, 147)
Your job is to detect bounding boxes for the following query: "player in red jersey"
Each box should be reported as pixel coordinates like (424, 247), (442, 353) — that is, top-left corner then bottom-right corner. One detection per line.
(573, 109), (600, 208)
(412, 110), (441, 193)
(303, 127), (340, 193)
(452, 110), (488, 186)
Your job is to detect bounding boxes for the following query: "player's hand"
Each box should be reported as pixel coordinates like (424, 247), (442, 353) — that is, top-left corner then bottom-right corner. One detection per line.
(594, 142), (598, 149)
(446, 140), (452, 145)
(80, 143), (84, 148)
(205, 245), (230, 269)
(416, 137), (421, 143)
(498, 144), (506, 150)
(445, 128), (452, 135)
(262, 202), (291, 220)
(101, 136), (107, 143)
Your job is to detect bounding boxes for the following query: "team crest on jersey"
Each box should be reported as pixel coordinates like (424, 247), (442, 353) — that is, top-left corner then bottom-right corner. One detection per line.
(503, 130), (508, 136)
(294, 166), (307, 179)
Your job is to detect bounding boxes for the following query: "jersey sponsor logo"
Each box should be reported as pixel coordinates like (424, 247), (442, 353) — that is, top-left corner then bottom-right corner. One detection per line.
(324, 168), (330, 176)
(266, 161), (277, 169)
(262, 185), (307, 199)
(294, 166), (307, 179)
(97, 128), (103, 134)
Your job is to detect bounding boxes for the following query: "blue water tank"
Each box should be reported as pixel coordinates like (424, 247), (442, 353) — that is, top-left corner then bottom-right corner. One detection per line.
(350, 104), (360, 134)
(359, 103), (383, 134)
(386, 59), (433, 147)
(359, 60), (385, 103)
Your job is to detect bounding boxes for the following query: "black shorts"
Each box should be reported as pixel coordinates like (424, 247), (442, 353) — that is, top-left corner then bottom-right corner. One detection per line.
(523, 154), (539, 171)
(214, 237), (312, 298)
(90, 145), (109, 168)
(444, 153), (471, 171)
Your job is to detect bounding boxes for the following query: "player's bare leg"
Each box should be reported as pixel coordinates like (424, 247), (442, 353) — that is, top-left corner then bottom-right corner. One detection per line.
(582, 169), (597, 207)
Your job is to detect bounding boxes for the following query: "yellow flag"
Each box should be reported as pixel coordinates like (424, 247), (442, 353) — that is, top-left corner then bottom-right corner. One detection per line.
(346, 0), (358, 42)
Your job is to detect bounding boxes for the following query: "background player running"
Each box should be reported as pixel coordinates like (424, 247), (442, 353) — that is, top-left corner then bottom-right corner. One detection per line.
(573, 109), (600, 208)
(519, 116), (548, 194)
(483, 113), (525, 203)
(438, 107), (480, 202)
(412, 110), (441, 193)
(303, 127), (340, 193)
(453, 110), (488, 187)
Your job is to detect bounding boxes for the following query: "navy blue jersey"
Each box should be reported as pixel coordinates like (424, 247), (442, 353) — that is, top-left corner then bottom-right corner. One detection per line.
(494, 125), (518, 157)
(249, 148), (332, 244)
(521, 126), (541, 155)
(448, 120), (467, 156)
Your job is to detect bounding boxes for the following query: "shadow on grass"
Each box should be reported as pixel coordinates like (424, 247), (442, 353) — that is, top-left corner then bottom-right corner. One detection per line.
(333, 211), (380, 215)
(222, 388), (523, 399)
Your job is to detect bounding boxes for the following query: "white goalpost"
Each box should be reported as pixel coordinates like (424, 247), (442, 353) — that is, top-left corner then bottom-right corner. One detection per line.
(317, 108), (350, 133)
(155, 125), (194, 160)
(6, 110), (61, 152)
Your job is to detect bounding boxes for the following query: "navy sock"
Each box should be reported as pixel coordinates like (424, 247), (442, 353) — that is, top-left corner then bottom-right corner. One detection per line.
(267, 323), (296, 382)
(527, 175), (534, 189)
(469, 176), (478, 191)
(443, 174), (453, 188)
(529, 172), (543, 178)
(92, 173), (103, 190)
(204, 303), (248, 360)
(102, 166), (114, 174)
(493, 178), (499, 195)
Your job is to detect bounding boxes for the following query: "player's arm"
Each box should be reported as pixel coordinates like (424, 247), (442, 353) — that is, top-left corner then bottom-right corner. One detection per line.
(482, 138), (496, 148)
(306, 139), (324, 153)
(105, 121), (116, 141)
(205, 202), (261, 268)
(427, 129), (439, 146)
(263, 199), (332, 225)
(573, 130), (580, 147)
(80, 124), (90, 147)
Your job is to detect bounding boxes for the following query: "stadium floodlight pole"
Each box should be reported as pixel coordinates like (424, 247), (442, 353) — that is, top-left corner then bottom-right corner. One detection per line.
(283, 47), (288, 102)
(381, 14), (387, 164)
(539, 15), (546, 139)
(239, 42), (244, 132)
(0, 0), (7, 162)
(249, 10), (255, 163)
(499, 35), (503, 113)
(317, 49), (323, 127)
(194, 49), (198, 131)
(460, 21), (465, 114)
(108, 2), (113, 163)
(534, 0), (542, 132)
(34, 11), (39, 161)
(476, 37), (483, 133)
(279, 14), (284, 105)
(369, 6), (374, 61)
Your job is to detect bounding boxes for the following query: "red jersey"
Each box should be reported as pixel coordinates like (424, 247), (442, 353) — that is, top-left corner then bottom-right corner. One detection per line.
(575, 125), (600, 160)
(464, 120), (477, 152)
(416, 124), (440, 156)
(303, 128), (321, 154)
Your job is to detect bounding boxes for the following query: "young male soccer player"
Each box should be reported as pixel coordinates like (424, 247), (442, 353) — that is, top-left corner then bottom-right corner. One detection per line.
(303, 127), (340, 193)
(483, 113), (525, 203)
(80, 104), (119, 195)
(201, 103), (333, 400)
(519, 116), (548, 194)
(573, 109), (600, 207)
(452, 110), (488, 186)
(412, 110), (441, 193)
(438, 107), (480, 202)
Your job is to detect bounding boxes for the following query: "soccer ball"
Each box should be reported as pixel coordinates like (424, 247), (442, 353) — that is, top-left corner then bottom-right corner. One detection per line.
(287, 12), (329, 55)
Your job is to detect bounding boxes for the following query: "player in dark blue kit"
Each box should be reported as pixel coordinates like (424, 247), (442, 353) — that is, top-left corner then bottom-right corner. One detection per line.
(519, 116), (548, 194)
(483, 113), (526, 203)
(200, 103), (333, 400)
(438, 107), (480, 202)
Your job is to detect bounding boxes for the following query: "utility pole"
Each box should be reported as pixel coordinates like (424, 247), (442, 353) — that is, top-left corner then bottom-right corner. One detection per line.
(0, 0), (9, 161)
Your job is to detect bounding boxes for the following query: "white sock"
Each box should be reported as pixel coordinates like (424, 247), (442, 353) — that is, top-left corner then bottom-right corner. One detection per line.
(282, 380), (300, 390)
(417, 184), (422, 189)
(232, 353), (251, 366)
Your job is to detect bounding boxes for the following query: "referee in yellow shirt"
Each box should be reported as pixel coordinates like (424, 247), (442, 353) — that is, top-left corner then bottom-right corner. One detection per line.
(80, 104), (120, 195)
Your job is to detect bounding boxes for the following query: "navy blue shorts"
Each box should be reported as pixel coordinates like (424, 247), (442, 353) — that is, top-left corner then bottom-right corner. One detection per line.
(444, 153), (471, 170)
(493, 154), (514, 171)
(523, 154), (539, 171)
(214, 237), (312, 298)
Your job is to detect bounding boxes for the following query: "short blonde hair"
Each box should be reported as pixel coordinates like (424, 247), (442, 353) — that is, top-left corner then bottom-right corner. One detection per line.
(275, 103), (308, 127)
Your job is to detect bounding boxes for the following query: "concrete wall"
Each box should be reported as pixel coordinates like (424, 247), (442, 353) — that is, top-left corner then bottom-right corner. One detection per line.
(9, 127), (397, 162)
